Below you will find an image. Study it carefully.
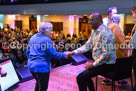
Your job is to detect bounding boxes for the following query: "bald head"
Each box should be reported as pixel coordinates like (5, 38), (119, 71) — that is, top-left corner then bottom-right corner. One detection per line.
(89, 12), (103, 30)
(91, 12), (102, 18)
(91, 12), (103, 21)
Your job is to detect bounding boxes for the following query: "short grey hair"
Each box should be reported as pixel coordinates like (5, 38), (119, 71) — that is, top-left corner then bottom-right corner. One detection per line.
(111, 14), (121, 24)
(39, 22), (53, 34)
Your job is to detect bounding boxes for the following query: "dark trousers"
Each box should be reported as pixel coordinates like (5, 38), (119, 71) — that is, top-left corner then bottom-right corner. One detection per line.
(30, 71), (50, 91)
(132, 49), (136, 91)
(76, 64), (115, 91)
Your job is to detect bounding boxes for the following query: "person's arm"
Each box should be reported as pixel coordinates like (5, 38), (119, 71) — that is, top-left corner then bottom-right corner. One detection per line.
(26, 46), (30, 59)
(46, 40), (66, 59)
(73, 35), (92, 54)
(26, 40), (31, 59)
(131, 25), (136, 36)
(129, 31), (136, 49)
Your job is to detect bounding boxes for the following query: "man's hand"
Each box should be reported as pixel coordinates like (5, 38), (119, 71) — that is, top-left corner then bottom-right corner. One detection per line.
(86, 60), (94, 69)
(65, 51), (74, 58)
(0, 68), (7, 77)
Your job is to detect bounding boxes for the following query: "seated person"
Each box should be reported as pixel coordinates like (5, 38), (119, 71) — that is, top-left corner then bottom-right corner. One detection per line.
(70, 12), (116, 91)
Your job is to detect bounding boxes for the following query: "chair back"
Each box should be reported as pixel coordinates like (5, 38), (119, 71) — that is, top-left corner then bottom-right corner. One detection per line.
(113, 56), (133, 80)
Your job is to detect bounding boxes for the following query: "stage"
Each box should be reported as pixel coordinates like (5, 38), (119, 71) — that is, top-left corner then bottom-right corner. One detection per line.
(14, 63), (133, 91)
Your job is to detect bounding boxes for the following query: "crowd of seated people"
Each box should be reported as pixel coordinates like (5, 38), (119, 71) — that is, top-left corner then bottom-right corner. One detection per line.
(0, 25), (90, 68)
(0, 24), (133, 69)
(50, 31), (90, 67)
(0, 26), (33, 69)
(51, 31), (89, 52)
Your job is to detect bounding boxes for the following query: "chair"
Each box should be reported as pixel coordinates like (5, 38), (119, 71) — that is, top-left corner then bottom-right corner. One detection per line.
(96, 56), (134, 91)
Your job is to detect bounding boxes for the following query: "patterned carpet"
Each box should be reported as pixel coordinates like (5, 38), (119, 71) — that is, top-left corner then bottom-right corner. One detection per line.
(14, 64), (86, 91)
(14, 63), (133, 91)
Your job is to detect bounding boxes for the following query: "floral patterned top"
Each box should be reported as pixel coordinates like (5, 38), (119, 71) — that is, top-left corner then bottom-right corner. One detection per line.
(73, 24), (117, 67)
